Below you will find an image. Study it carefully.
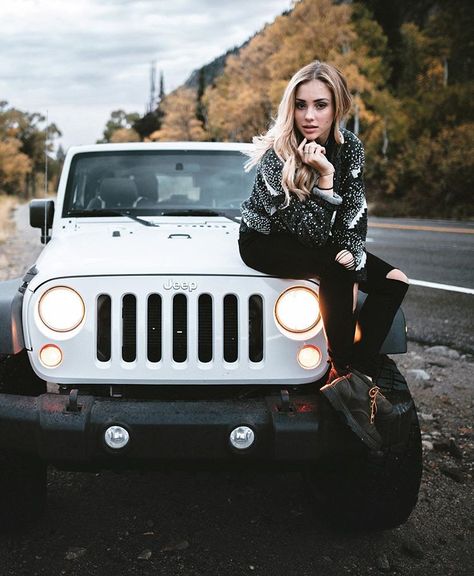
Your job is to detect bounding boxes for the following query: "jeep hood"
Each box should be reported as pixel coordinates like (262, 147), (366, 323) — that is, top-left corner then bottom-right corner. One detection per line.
(32, 219), (258, 280)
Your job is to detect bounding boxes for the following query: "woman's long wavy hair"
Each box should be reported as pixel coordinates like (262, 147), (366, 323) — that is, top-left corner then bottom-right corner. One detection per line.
(245, 61), (352, 203)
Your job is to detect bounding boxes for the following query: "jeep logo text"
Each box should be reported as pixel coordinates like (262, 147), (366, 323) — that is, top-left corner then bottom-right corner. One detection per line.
(163, 280), (198, 292)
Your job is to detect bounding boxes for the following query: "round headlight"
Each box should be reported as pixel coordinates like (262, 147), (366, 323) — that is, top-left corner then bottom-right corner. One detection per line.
(274, 286), (320, 333)
(38, 286), (85, 332)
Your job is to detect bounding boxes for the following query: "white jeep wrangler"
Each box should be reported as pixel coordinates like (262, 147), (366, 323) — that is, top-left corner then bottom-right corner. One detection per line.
(0, 143), (422, 530)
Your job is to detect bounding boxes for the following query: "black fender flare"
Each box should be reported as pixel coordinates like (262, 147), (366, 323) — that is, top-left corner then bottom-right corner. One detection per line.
(0, 278), (25, 355)
(356, 292), (407, 355)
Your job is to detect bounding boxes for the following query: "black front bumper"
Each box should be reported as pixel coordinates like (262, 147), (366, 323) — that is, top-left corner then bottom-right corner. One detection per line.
(0, 390), (350, 467)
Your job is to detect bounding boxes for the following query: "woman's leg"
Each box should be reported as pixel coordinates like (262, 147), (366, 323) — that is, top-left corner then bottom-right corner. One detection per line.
(354, 252), (409, 377)
(239, 231), (356, 370)
(239, 232), (395, 450)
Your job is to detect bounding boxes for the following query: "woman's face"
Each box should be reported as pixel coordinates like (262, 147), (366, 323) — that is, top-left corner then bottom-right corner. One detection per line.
(294, 79), (335, 144)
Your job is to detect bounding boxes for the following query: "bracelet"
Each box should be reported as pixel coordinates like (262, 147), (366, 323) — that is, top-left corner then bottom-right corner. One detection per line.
(317, 185), (333, 191)
(319, 170), (335, 177)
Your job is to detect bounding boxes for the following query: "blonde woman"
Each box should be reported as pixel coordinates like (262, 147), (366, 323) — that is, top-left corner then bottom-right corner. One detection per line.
(239, 61), (409, 450)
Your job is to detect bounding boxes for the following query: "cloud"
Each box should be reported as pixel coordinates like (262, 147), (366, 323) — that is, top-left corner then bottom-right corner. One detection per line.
(0, 0), (291, 148)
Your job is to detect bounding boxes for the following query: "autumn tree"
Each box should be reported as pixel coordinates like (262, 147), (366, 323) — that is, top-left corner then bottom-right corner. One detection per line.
(0, 137), (31, 195)
(133, 110), (164, 141)
(98, 110), (140, 143)
(150, 88), (207, 141)
(0, 101), (61, 197)
(110, 128), (140, 143)
(204, 0), (386, 143)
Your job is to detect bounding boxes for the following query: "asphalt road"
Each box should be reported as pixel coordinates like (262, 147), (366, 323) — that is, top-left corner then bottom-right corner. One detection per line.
(367, 217), (474, 354)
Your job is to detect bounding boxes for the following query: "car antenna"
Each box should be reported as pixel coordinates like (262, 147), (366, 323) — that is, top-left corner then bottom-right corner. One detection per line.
(44, 110), (49, 197)
(44, 110), (49, 234)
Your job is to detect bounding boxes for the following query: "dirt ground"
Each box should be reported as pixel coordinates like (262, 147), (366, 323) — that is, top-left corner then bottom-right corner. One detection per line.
(0, 204), (472, 575)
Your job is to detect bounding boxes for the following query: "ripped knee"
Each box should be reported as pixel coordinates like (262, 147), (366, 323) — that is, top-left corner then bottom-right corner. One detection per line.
(335, 250), (355, 270)
(386, 268), (409, 284)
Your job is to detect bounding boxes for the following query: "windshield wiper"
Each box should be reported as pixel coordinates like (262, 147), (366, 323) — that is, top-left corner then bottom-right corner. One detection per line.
(158, 209), (225, 217)
(67, 209), (160, 227)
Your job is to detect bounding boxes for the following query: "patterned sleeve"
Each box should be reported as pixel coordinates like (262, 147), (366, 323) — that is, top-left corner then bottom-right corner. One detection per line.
(259, 150), (342, 248)
(329, 135), (368, 281)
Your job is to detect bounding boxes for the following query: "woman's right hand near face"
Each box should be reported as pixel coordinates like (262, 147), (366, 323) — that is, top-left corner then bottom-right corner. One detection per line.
(297, 138), (334, 176)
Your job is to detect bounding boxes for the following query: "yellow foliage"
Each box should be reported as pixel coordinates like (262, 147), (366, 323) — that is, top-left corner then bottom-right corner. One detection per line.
(0, 137), (32, 190)
(150, 88), (208, 142)
(204, 0), (384, 142)
(110, 128), (140, 143)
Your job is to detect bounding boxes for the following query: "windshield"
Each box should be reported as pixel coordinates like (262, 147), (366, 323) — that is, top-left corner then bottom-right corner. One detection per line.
(62, 149), (255, 218)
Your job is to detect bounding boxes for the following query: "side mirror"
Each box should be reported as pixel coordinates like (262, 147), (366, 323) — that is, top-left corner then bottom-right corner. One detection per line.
(30, 199), (55, 244)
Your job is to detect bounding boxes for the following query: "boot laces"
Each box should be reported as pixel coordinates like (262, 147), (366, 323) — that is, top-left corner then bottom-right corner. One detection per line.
(369, 386), (380, 424)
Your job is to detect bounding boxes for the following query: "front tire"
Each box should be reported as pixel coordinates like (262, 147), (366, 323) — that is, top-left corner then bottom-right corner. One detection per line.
(0, 350), (47, 530)
(307, 356), (422, 531)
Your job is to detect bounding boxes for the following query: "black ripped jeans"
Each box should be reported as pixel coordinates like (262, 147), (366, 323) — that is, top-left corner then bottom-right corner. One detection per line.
(238, 229), (408, 378)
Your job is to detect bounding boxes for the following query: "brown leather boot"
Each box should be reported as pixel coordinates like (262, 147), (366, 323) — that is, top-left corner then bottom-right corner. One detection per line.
(320, 372), (383, 450)
(351, 369), (395, 421)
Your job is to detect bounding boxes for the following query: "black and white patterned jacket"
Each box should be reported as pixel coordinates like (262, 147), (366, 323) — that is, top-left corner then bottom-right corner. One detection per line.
(240, 128), (368, 281)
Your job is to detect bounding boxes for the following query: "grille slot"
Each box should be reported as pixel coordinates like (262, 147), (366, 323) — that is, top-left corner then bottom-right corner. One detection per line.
(249, 295), (264, 362)
(223, 294), (238, 362)
(173, 294), (188, 362)
(122, 294), (137, 362)
(96, 294), (111, 362)
(147, 294), (162, 362)
(198, 294), (213, 362)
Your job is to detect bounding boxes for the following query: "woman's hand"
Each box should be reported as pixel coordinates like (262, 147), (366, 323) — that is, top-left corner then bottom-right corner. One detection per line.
(297, 138), (334, 178)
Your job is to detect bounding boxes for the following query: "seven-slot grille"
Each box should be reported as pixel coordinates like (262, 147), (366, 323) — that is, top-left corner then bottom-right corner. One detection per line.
(96, 291), (264, 365)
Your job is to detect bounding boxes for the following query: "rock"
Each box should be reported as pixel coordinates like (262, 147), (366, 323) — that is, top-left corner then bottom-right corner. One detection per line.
(375, 553), (391, 572)
(65, 547), (87, 561)
(401, 537), (424, 559)
(426, 358), (450, 367)
(434, 438), (463, 459)
(440, 465), (465, 483)
(407, 369), (430, 381)
(137, 549), (152, 560)
(425, 345), (460, 359)
(419, 412), (434, 421)
(422, 440), (434, 451)
(433, 439), (450, 452)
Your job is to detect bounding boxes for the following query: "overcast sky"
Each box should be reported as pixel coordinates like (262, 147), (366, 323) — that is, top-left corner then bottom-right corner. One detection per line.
(1, 0), (293, 150)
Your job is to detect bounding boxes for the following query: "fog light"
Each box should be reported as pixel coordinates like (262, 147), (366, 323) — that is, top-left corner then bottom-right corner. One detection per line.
(229, 426), (255, 450)
(39, 344), (63, 368)
(297, 345), (322, 370)
(104, 426), (130, 449)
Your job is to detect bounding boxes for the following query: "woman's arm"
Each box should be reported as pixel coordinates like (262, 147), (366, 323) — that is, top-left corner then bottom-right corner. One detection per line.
(259, 150), (342, 248)
(330, 135), (368, 280)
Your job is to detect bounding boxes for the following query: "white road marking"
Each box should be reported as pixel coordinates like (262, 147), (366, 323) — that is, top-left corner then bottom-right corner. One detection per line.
(409, 279), (474, 295)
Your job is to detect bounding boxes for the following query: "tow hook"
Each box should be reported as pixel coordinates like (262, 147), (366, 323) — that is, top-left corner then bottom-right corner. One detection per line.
(66, 389), (81, 413)
(279, 389), (294, 413)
